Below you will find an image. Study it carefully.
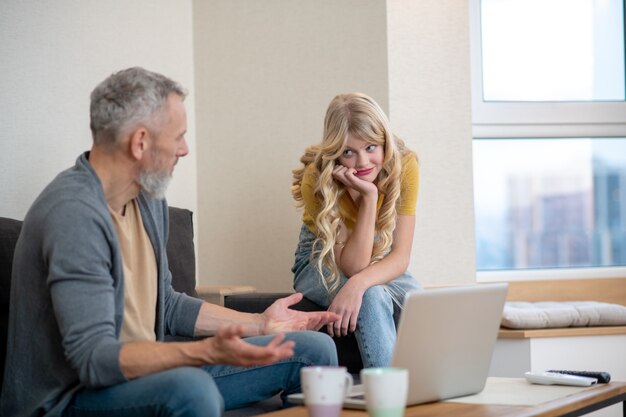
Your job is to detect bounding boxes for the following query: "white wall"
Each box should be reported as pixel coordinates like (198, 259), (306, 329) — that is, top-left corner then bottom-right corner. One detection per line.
(193, 0), (475, 290)
(1, 0), (474, 291)
(0, 0), (197, 220)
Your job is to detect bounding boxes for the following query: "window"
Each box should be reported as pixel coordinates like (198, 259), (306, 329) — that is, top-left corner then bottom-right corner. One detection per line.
(480, 0), (624, 102)
(470, 0), (626, 279)
(474, 138), (626, 270)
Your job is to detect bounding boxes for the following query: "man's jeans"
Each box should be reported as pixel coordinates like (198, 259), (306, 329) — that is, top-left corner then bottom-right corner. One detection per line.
(64, 331), (337, 417)
(292, 224), (421, 368)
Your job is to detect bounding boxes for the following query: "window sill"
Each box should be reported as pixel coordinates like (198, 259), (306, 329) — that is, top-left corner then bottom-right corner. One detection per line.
(477, 266), (626, 282)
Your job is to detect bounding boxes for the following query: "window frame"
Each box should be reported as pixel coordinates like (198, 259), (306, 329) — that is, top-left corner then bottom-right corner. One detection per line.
(469, 0), (626, 139)
(469, 0), (626, 281)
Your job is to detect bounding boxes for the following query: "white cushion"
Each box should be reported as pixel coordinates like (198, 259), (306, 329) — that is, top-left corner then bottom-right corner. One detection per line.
(501, 301), (626, 329)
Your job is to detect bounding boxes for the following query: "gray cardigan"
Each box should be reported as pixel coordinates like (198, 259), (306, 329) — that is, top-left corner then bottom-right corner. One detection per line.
(0, 152), (203, 417)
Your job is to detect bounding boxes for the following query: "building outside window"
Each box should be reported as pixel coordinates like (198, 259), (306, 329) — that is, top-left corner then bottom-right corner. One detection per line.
(470, 0), (626, 279)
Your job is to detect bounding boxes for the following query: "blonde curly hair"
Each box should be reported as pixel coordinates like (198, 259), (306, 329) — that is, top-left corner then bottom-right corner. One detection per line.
(292, 93), (414, 293)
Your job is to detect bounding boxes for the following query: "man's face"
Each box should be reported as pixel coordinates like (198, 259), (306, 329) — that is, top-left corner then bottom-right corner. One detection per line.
(138, 94), (188, 199)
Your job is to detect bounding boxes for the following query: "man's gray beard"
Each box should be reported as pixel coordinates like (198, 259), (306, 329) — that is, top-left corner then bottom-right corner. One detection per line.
(138, 168), (172, 200)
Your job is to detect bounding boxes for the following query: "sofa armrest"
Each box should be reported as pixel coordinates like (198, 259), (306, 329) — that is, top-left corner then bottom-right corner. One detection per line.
(167, 207), (198, 297)
(223, 292), (324, 313)
(223, 292), (288, 312)
(196, 285), (256, 306)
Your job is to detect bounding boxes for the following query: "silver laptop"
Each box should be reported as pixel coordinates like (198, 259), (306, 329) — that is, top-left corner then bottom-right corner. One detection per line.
(288, 283), (508, 409)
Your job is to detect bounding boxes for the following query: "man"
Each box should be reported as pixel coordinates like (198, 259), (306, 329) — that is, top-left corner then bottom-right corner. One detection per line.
(0, 67), (339, 417)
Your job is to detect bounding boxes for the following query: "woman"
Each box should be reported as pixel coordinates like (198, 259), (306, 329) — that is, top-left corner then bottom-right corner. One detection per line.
(291, 92), (421, 368)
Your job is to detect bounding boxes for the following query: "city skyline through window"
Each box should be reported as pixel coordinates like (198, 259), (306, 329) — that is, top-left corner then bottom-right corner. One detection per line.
(474, 138), (626, 270)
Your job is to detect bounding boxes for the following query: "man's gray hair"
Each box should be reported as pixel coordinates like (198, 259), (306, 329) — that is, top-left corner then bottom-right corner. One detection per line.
(90, 67), (186, 147)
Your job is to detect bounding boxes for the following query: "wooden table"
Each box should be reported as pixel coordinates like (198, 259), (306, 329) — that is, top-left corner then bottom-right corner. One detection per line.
(259, 378), (626, 417)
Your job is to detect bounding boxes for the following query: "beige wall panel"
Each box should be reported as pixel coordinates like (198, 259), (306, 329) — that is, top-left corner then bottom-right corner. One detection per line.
(193, 0), (389, 290)
(387, 0), (476, 286)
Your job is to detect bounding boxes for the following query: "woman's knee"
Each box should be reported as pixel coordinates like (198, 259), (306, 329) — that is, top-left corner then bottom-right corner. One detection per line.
(294, 272), (331, 307)
(361, 285), (393, 308)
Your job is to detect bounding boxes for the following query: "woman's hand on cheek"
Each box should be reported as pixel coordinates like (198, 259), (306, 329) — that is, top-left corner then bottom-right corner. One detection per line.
(332, 164), (354, 187)
(332, 164), (378, 198)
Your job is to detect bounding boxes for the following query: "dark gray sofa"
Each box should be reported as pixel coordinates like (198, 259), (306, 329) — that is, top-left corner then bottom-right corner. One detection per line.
(0, 207), (362, 414)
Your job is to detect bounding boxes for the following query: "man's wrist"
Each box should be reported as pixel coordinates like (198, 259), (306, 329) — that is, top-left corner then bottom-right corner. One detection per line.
(255, 313), (268, 336)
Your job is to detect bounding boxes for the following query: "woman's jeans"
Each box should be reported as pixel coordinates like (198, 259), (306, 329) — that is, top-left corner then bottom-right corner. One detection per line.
(292, 224), (421, 368)
(64, 331), (337, 417)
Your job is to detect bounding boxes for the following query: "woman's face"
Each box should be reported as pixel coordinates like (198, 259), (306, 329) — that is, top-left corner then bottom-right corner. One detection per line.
(337, 134), (385, 183)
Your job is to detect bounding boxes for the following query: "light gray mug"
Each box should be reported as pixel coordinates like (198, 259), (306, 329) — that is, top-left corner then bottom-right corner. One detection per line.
(301, 366), (354, 417)
(361, 367), (409, 417)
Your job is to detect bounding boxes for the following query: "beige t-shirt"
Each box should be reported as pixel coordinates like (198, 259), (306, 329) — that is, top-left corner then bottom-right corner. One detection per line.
(109, 199), (157, 342)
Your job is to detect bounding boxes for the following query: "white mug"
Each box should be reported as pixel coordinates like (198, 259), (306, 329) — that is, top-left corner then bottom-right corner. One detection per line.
(301, 366), (354, 417)
(360, 367), (408, 417)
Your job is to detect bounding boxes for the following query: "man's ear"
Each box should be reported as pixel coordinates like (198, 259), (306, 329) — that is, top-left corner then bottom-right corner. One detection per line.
(129, 128), (150, 161)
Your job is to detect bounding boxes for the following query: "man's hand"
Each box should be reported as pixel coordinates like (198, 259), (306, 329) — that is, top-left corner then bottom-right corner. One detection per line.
(262, 293), (340, 335)
(203, 325), (295, 367)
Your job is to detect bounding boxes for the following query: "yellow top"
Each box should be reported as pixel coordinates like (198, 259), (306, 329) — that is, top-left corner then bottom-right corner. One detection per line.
(300, 153), (419, 233)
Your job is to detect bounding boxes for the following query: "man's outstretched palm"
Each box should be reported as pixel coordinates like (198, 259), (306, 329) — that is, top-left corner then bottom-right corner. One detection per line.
(262, 293), (339, 334)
